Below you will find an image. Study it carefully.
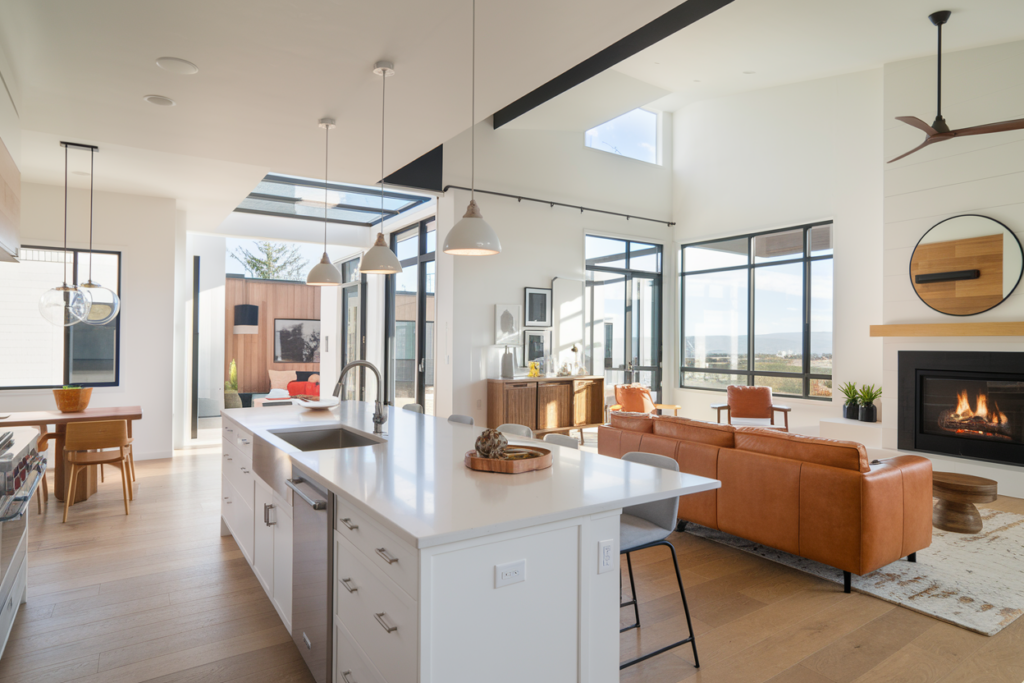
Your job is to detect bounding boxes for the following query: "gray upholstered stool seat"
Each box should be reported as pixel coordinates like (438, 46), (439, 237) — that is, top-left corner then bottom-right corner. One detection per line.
(620, 513), (670, 551)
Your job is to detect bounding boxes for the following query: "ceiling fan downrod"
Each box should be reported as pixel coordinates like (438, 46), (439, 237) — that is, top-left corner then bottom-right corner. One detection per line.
(930, 10), (952, 134)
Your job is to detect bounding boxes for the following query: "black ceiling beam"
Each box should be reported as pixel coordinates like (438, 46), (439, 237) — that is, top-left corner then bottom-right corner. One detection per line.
(383, 145), (443, 193)
(492, 0), (734, 129)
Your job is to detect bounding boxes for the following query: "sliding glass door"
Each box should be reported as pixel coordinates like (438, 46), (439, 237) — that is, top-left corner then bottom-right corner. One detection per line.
(339, 258), (365, 401)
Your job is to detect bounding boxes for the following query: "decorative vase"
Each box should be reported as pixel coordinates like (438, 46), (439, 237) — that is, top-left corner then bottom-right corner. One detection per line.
(858, 403), (877, 423)
(843, 403), (859, 420)
(501, 346), (515, 379)
(53, 387), (93, 413)
(224, 390), (243, 410)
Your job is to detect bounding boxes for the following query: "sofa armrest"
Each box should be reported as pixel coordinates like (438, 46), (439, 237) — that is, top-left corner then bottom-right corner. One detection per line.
(860, 455), (933, 574)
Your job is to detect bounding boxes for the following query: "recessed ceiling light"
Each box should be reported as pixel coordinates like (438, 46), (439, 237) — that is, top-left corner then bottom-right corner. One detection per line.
(72, 171), (90, 176)
(156, 57), (199, 75)
(693, 79), (701, 83)
(144, 94), (176, 107)
(743, 71), (755, 75)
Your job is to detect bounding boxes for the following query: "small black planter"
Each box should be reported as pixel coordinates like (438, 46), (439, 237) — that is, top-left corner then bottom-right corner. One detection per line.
(859, 403), (877, 423)
(843, 403), (860, 420)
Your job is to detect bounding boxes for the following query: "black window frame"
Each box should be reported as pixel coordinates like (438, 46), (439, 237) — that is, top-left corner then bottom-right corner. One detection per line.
(679, 221), (833, 400)
(3, 245), (122, 390)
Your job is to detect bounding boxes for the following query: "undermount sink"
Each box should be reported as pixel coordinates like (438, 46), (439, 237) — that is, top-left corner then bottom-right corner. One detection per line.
(269, 426), (383, 452)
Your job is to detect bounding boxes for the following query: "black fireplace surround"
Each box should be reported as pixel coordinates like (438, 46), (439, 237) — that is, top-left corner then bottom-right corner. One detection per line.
(898, 351), (1024, 467)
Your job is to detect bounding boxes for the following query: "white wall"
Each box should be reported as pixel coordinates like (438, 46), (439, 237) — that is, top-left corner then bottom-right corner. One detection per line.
(0, 39), (20, 258)
(183, 233), (227, 439)
(436, 121), (675, 425)
(670, 70), (884, 432)
(0, 183), (180, 460)
(881, 40), (1024, 496)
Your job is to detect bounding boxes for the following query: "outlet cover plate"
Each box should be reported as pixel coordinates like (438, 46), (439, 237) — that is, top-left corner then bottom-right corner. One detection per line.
(598, 539), (614, 574)
(495, 559), (526, 588)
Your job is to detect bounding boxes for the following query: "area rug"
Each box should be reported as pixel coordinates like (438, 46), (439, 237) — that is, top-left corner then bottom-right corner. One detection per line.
(685, 507), (1024, 636)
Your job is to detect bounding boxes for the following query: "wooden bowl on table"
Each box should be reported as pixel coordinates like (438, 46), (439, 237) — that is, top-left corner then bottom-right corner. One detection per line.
(464, 446), (552, 474)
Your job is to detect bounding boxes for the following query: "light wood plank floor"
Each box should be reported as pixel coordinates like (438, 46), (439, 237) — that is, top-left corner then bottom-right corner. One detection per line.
(3, 445), (1023, 683)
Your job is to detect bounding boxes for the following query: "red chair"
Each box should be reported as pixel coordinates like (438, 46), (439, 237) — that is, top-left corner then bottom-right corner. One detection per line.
(711, 385), (790, 431)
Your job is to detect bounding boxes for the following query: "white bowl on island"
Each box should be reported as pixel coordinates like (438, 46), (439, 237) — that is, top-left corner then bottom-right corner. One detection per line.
(295, 396), (340, 411)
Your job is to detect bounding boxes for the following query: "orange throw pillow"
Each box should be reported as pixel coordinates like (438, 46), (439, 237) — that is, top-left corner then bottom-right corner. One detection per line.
(617, 385), (656, 414)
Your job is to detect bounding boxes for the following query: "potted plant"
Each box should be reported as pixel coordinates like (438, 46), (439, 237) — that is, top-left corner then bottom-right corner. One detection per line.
(839, 381), (860, 419)
(858, 384), (882, 423)
(53, 385), (93, 413)
(224, 359), (242, 410)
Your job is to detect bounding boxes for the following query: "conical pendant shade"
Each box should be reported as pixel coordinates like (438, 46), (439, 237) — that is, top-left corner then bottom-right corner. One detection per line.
(443, 199), (501, 255)
(359, 233), (403, 275)
(307, 252), (343, 286)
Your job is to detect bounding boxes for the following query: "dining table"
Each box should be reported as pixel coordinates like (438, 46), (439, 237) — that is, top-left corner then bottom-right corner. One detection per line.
(0, 406), (143, 503)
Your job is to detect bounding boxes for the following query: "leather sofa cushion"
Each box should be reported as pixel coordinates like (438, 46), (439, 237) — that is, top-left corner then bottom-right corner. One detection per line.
(597, 426), (623, 458)
(735, 428), (869, 473)
(610, 412), (655, 433)
(653, 418), (735, 448)
(638, 434), (680, 461)
(727, 385), (773, 418)
(799, 462), (865, 574)
(615, 384), (657, 414)
(717, 449), (800, 555)
(676, 441), (719, 529)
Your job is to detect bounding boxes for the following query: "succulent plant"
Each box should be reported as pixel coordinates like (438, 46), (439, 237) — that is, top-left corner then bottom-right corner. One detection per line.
(839, 381), (860, 406)
(858, 384), (883, 406)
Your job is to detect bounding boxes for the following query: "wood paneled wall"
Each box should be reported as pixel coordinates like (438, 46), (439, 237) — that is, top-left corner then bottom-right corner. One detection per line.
(225, 277), (320, 394)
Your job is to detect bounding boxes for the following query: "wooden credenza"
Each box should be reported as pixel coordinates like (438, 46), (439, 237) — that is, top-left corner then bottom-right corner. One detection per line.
(487, 376), (605, 437)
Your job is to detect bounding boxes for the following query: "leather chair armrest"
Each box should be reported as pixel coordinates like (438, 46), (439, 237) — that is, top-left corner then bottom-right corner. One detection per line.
(771, 405), (790, 430)
(710, 404), (730, 424)
(605, 404), (623, 422)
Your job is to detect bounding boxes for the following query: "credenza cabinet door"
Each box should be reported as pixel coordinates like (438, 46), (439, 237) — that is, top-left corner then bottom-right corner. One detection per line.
(537, 382), (573, 431)
(503, 384), (537, 431)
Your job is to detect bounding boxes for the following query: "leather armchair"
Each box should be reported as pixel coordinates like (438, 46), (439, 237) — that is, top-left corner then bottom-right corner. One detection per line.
(607, 383), (680, 422)
(711, 385), (790, 431)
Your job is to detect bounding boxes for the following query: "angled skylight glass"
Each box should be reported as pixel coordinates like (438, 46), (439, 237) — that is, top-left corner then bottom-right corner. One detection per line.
(585, 108), (658, 164)
(235, 174), (430, 227)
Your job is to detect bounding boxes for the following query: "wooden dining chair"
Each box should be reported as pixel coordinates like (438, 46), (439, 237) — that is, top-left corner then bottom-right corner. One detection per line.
(62, 420), (134, 523)
(34, 430), (54, 514)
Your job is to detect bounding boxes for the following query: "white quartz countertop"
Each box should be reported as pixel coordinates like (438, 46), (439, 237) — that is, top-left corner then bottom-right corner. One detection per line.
(222, 403), (721, 549)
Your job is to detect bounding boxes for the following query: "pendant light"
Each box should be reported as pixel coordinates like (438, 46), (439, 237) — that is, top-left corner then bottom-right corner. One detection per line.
(358, 61), (403, 275)
(80, 146), (121, 325)
(39, 143), (92, 326)
(306, 118), (343, 286)
(443, 0), (501, 256)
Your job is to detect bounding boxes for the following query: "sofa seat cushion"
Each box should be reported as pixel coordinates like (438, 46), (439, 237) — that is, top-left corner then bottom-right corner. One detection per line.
(620, 513), (670, 552)
(610, 412), (655, 433)
(653, 418), (736, 448)
(735, 428), (869, 472)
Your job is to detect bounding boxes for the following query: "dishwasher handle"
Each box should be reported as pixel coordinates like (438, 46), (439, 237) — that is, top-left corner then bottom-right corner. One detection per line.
(285, 478), (327, 510)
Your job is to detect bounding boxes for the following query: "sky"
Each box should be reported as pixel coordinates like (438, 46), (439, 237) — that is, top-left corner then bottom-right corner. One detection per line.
(585, 108), (658, 164)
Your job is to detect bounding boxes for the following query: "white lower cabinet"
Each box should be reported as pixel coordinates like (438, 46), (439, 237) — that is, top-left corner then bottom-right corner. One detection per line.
(253, 480), (275, 594)
(335, 620), (385, 683)
(272, 495), (293, 631)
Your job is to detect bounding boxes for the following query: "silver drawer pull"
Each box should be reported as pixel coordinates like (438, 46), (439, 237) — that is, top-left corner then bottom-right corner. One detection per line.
(240, 438), (250, 445)
(374, 612), (397, 633)
(341, 671), (356, 683)
(340, 517), (359, 531)
(375, 547), (398, 564)
(340, 577), (358, 593)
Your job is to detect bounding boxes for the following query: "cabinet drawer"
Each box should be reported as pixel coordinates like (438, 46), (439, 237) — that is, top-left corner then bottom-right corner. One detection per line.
(336, 496), (418, 600)
(223, 477), (254, 564)
(335, 620), (385, 683)
(222, 445), (254, 510)
(223, 421), (254, 457)
(335, 533), (416, 683)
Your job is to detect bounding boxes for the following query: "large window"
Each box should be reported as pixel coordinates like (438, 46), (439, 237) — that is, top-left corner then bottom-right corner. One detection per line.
(0, 246), (121, 389)
(585, 109), (658, 164)
(680, 222), (833, 399)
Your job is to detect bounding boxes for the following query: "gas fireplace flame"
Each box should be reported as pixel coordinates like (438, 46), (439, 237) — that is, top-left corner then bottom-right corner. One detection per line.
(951, 389), (1008, 424)
(940, 388), (1012, 441)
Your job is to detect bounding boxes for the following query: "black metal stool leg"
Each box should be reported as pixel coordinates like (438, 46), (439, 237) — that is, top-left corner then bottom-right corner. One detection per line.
(619, 551), (640, 633)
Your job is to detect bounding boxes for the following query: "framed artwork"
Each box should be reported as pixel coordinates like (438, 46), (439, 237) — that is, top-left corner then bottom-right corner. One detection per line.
(524, 287), (552, 327)
(274, 319), (321, 363)
(494, 304), (522, 345)
(524, 329), (550, 363)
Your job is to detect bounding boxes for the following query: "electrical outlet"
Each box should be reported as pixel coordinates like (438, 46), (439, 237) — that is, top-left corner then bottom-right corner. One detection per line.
(476, 399), (482, 409)
(598, 539), (614, 574)
(495, 559), (526, 588)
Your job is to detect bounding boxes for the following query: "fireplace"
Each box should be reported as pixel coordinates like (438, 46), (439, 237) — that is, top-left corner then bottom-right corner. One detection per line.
(898, 351), (1024, 467)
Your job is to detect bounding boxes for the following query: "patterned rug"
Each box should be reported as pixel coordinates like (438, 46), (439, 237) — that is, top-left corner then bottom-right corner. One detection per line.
(686, 507), (1024, 636)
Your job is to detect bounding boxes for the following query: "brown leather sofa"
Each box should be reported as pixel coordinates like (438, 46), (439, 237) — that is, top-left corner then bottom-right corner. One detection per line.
(598, 413), (933, 591)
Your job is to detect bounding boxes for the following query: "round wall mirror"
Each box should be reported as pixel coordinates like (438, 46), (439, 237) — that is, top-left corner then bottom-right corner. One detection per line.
(910, 214), (1023, 316)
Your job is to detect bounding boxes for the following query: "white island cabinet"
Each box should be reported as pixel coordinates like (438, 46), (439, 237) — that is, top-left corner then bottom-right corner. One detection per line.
(222, 403), (720, 683)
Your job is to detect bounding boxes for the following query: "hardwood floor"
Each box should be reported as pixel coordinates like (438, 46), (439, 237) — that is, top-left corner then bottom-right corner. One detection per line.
(3, 443), (1023, 683)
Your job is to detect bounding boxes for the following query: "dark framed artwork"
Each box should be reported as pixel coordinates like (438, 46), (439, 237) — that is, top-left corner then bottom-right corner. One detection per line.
(524, 287), (552, 327)
(525, 329), (550, 363)
(274, 319), (321, 363)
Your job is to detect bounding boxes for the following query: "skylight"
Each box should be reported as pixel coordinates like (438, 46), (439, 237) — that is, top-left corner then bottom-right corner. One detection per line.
(235, 174), (431, 227)
(585, 108), (658, 164)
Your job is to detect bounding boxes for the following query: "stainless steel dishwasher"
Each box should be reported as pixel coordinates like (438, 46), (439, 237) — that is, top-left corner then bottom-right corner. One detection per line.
(286, 468), (333, 683)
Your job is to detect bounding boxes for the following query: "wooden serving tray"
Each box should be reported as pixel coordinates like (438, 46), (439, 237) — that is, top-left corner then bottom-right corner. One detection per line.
(464, 447), (552, 474)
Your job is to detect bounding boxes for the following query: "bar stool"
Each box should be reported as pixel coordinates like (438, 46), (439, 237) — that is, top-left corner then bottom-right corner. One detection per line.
(543, 433), (578, 449)
(619, 451), (700, 670)
(402, 403), (424, 414)
(498, 423), (533, 438)
(448, 414), (474, 426)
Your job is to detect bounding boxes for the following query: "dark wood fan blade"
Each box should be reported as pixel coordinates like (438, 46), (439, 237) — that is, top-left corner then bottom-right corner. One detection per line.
(951, 117), (1024, 137)
(896, 116), (938, 135)
(888, 136), (944, 163)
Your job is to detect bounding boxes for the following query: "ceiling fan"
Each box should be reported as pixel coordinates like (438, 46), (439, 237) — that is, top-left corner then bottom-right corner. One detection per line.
(889, 10), (1024, 163)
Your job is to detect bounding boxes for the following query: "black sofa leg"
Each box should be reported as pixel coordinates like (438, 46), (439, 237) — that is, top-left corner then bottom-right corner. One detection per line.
(843, 571), (852, 594)
(907, 552), (916, 563)
(675, 520), (688, 533)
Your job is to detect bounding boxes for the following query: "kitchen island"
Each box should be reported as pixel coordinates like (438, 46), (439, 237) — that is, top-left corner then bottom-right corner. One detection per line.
(221, 402), (719, 683)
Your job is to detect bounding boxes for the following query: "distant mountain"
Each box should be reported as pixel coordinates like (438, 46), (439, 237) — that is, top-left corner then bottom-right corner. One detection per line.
(684, 332), (832, 357)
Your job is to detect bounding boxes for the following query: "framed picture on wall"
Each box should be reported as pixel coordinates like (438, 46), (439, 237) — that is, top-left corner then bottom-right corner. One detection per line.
(524, 329), (550, 364)
(494, 304), (522, 345)
(274, 319), (321, 363)
(524, 287), (552, 327)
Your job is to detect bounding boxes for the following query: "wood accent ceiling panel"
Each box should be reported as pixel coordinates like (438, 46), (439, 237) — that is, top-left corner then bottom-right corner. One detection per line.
(911, 234), (1004, 315)
(0, 136), (20, 247)
(225, 278), (320, 394)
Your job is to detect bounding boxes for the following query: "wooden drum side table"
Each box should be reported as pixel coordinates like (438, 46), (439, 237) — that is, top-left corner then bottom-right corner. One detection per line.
(932, 472), (998, 534)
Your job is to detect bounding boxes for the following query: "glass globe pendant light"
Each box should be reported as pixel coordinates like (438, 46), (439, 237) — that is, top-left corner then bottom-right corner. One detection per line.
(80, 146), (121, 325)
(358, 61), (403, 275)
(443, 0), (501, 256)
(39, 143), (92, 326)
(306, 118), (343, 286)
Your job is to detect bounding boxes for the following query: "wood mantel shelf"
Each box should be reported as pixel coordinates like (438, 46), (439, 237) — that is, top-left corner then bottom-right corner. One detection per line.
(869, 322), (1024, 337)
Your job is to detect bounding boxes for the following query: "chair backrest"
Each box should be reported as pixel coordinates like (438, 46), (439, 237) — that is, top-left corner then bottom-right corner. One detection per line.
(64, 420), (130, 452)
(621, 451), (680, 531)
(402, 403), (424, 414)
(727, 385), (773, 419)
(498, 423), (533, 438)
(448, 414), (474, 426)
(614, 384), (657, 414)
(543, 433), (578, 449)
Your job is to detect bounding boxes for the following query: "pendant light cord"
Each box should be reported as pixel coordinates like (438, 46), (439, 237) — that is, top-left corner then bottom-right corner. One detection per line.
(380, 63), (386, 234)
(63, 144), (68, 286)
(323, 124), (329, 252)
(88, 148), (94, 282)
(470, 0), (475, 201)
